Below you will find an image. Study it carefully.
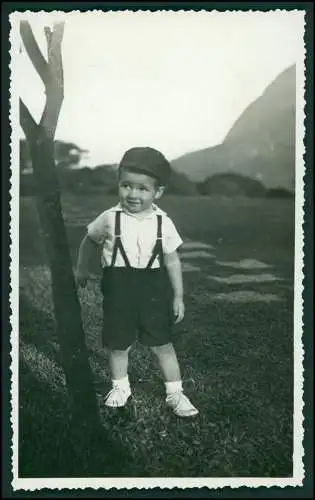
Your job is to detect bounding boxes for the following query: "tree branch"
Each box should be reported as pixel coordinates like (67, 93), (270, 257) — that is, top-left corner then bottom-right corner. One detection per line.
(49, 23), (64, 91)
(20, 22), (65, 141)
(39, 22), (65, 140)
(44, 26), (53, 48)
(19, 98), (39, 141)
(20, 21), (50, 86)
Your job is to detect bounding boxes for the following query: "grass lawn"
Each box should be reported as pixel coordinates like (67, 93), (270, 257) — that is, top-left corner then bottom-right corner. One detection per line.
(18, 193), (295, 478)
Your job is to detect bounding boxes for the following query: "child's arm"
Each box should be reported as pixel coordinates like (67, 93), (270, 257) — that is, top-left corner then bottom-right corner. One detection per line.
(164, 250), (185, 323)
(75, 234), (99, 288)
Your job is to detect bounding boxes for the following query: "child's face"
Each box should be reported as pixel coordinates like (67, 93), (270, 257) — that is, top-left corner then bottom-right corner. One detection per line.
(118, 169), (164, 213)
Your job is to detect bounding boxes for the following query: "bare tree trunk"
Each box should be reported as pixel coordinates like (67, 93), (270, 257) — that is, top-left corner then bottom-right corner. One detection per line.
(20, 22), (99, 426)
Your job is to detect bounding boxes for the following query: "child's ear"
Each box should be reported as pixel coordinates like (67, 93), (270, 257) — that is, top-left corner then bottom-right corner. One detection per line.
(154, 186), (166, 199)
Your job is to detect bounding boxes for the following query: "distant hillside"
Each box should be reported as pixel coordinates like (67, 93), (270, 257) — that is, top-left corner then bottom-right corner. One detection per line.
(198, 173), (267, 198)
(172, 65), (296, 191)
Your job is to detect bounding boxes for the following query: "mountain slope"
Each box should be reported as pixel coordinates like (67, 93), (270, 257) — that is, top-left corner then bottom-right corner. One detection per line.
(172, 65), (296, 191)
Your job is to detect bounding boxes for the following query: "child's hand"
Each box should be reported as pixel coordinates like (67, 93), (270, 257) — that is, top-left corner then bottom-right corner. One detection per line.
(75, 270), (88, 288)
(173, 296), (185, 323)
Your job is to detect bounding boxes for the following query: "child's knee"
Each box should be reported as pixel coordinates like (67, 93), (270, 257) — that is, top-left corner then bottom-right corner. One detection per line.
(150, 343), (174, 356)
(109, 346), (132, 357)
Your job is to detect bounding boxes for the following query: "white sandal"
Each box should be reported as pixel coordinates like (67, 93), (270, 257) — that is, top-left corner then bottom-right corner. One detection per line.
(104, 386), (131, 408)
(166, 391), (199, 418)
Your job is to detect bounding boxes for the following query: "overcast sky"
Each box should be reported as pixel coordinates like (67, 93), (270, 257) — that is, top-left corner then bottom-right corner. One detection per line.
(14, 10), (305, 166)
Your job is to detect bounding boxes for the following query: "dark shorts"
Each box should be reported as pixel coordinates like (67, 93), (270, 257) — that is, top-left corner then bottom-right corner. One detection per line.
(100, 267), (173, 350)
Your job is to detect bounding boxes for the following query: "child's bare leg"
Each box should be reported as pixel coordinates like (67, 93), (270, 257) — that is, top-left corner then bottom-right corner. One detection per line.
(108, 346), (131, 380)
(105, 346), (132, 407)
(151, 343), (199, 417)
(150, 343), (181, 382)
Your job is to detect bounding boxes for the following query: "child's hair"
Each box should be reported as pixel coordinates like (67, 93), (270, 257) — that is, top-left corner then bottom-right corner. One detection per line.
(118, 147), (171, 186)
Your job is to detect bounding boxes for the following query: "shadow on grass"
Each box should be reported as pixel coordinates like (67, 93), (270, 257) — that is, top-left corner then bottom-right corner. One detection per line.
(19, 292), (58, 349)
(19, 358), (134, 477)
(19, 295), (136, 478)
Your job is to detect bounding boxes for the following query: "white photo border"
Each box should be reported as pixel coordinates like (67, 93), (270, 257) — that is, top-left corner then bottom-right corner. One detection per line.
(9, 8), (306, 491)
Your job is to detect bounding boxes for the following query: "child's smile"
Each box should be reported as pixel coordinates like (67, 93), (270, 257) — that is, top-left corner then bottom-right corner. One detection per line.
(118, 169), (164, 214)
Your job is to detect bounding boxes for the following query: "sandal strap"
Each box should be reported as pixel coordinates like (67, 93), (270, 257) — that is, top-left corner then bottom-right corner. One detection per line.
(105, 386), (130, 406)
(166, 391), (199, 416)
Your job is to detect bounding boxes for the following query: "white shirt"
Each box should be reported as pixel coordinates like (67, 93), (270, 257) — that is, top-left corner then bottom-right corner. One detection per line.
(87, 203), (183, 269)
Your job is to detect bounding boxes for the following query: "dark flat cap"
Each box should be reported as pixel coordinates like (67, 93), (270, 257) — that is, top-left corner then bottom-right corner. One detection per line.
(119, 147), (171, 185)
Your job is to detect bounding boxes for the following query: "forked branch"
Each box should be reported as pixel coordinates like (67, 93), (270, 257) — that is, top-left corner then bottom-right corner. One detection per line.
(20, 21), (65, 141)
(40, 22), (65, 139)
(20, 21), (49, 86)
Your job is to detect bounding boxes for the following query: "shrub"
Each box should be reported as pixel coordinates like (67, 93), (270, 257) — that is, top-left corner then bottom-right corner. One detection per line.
(265, 188), (294, 199)
(197, 173), (267, 198)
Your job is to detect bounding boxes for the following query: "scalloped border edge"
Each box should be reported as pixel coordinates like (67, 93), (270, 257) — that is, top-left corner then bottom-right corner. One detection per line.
(9, 8), (306, 491)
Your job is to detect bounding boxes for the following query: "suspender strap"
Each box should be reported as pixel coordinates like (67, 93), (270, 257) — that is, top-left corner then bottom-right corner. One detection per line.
(114, 210), (121, 235)
(111, 211), (131, 268)
(112, 239), (131, 268)
(111, 212), (164, 269)
(157, 214), (162, 239)
(146, 215), (164, 269)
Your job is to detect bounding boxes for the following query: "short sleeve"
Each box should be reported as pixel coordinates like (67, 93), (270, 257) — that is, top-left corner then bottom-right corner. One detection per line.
(162, 216), (183, 254)
(87, 211), (110, 245)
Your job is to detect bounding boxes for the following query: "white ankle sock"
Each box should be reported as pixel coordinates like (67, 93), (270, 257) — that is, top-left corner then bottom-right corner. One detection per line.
(165, 380), (183, 395)
(112, 375), (130, 392)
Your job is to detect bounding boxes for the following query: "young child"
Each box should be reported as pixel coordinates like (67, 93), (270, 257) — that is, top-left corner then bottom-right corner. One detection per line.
(76, 146), (199, 418)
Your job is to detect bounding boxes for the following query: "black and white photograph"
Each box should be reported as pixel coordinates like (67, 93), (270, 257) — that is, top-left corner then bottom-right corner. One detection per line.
(9, 7), (306, 490)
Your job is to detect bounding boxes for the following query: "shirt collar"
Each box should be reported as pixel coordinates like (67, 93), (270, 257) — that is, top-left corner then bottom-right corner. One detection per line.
(112, 202), (166, 218)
